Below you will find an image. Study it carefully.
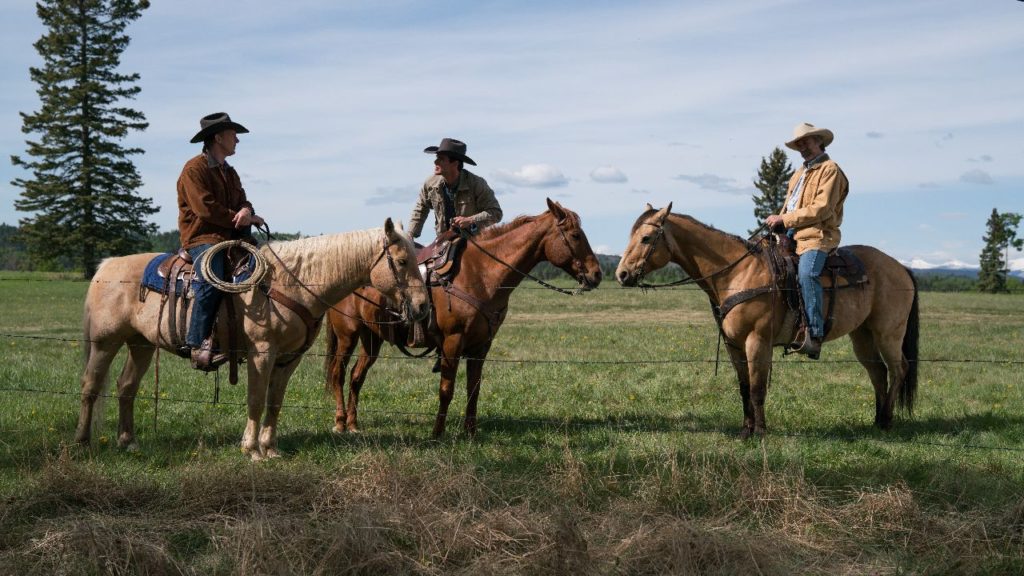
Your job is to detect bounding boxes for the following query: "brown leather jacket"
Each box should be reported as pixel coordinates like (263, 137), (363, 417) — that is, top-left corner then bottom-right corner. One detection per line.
(177, 153), (255, 248)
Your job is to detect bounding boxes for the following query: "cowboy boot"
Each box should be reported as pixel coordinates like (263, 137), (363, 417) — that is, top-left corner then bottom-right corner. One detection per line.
(794, 332), (822, 360)
(191, 338), (228, 372)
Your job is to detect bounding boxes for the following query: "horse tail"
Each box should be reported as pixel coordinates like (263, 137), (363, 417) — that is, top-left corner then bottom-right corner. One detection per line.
(898, 267), (920, 415)
(323, 319), (339, 395)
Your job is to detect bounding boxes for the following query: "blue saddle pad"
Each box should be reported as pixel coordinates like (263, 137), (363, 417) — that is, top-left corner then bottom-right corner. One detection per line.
(141, 252), (256, 296)
(142, 253), (188, 296)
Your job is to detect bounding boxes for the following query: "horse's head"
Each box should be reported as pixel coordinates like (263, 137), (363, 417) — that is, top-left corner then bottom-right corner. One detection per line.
(541, 198), (603, 291)
(616, 202), (674, 287)
(369, 218), (430, 322)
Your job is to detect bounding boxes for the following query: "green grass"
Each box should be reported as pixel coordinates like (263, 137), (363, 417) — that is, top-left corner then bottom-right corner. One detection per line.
(1, 272), (1023, 574)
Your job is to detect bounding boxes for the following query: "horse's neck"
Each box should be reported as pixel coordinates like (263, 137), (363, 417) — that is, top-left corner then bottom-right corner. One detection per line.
(667, 215), (762, 299)
(270, 232), (375, 316)
(460, 219), (548, 299)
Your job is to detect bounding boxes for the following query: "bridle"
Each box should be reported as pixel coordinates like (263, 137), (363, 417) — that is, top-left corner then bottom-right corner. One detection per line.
(462, 217), (592, 296)
(259, 223), (415, 324)
(631, 216), (764, 289)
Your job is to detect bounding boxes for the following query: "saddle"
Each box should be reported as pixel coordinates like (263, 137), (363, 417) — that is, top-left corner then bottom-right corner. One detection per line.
(139, 248), (253, 383)
(416, 230), (466, 282)
(772, 235), (869, 342)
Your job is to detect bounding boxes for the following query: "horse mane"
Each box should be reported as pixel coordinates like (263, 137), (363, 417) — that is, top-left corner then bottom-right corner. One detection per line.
(477, 208), (581, 240)
(263, 228), (383, 285)
(631, 209), (747, 246)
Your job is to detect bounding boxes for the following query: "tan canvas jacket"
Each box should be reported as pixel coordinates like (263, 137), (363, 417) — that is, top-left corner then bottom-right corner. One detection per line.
(177, 153), (255, 249)
(408, 169), (502, 240)
(780, 156), (849, 254)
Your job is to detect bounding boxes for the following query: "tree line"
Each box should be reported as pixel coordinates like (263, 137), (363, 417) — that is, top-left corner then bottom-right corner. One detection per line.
(6, 0), (1022, 293)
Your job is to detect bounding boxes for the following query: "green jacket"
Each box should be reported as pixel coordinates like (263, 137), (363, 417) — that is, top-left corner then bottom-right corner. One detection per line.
(408, 169), (502, 240)
(780, 156), (849, 254)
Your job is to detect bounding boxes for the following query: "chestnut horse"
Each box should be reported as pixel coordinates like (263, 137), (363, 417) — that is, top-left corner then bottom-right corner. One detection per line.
(76, 219), (428, 459)
(324, 199), (603, 437)
(616, 204), (919, 438)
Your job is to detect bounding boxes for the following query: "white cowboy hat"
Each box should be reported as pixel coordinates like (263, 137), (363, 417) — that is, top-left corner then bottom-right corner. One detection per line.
(785, 122), (834, 150)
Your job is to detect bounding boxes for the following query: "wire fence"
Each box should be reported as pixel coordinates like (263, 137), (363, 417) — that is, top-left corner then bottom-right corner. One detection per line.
(2, 275), (1023, 454)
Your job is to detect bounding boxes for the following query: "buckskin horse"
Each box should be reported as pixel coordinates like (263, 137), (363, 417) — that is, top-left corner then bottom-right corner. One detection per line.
(615, 203), (919, 438)
(76, 219), (428, 459)
(324, 199), (603, 438)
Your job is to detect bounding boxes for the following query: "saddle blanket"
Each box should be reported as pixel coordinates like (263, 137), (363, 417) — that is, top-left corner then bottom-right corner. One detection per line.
(141, 252), (256, 296)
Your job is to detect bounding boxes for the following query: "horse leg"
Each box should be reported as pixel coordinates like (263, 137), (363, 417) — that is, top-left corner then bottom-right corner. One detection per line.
(75, 340), (122, 445)
(114, 338), (155, 450)
(745, 337), (774, 437)
(725, 344), (755, 438)
(242, 352), (273, 459)
(258, 361), (300, 459)
(876, 332), (910, 430)
(433, 335), (464, 438)
(849, 327), (891, 429)
(325, 325), (359, 434)
(346, 330), (382, 433)
(462, 343), (492, 436)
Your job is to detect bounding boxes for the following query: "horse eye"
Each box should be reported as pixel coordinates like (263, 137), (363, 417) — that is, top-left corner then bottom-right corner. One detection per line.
(397, 259), (407, 267)
(571, 232), (581, 240)
(641, 235), (651, 244)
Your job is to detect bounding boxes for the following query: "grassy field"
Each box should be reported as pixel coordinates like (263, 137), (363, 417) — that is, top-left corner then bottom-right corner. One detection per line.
(1, 272), (1022, 575)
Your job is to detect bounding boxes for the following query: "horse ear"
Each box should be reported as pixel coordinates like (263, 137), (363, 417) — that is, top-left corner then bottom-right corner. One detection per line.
(383, 217), (396, 240)
(546, 197), (566, 222)
(645, 202), (654, 211)
(654, 203), (672, 223)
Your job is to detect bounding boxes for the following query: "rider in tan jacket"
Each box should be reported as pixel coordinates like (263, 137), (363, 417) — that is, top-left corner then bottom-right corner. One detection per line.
(767, 123), (849, 360)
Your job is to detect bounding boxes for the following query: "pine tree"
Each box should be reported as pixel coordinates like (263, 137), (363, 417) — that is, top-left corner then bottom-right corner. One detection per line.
(750, 146), (794, 234)
(977, 208), (1023, 293)
(11, 0), (156, 278)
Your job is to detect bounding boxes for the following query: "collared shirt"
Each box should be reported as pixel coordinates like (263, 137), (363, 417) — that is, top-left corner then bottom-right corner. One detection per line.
(784, 152), (829, 213)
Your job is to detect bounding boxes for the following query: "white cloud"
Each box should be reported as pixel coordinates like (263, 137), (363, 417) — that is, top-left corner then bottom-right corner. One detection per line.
(673, 173), (751, 195)
(590, 166), (628, 183)
(960, 169), (994, 185)
(491, 164), (568, 188)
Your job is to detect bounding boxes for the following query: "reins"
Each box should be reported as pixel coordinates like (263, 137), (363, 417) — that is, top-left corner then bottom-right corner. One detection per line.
(460, 224), (587, 296)
(256, 223), (410, 326)
(635, 221), (768, 289)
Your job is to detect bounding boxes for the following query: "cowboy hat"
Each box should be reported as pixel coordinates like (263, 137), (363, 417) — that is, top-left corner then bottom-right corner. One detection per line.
(424, 137), (477, 166)
(785, 122), (834, 150)
(189, 112), (250, 144)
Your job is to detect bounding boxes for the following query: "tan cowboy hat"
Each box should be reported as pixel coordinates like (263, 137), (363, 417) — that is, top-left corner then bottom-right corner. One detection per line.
(785, 122), (834, 150)
(189, 112), (250, 144)
(424, 137), (477, 166)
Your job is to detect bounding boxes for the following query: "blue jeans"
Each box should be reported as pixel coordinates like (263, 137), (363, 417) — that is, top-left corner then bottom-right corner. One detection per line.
(798, 249), (827, 339)
(186, 244), (224, 349)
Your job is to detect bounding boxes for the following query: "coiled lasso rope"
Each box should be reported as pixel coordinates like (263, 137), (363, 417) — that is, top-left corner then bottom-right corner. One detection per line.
(199, 239), (270, 293)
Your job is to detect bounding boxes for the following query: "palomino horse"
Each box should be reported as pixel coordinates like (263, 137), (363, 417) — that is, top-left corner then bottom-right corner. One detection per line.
(76, 219), (429, 459)
(324, 199), (603, 437)
(616, 204), (919, 438)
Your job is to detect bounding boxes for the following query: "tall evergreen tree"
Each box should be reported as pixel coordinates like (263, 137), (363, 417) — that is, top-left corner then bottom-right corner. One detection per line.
(750, 146), (794, 234)
(11, 0), (156, 278)
(977, 208), (1023, 293)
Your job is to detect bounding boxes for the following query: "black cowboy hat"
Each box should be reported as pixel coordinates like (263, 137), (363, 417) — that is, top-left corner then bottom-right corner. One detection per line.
(189, 112), (250, 144)
(423, 137), (476, 166)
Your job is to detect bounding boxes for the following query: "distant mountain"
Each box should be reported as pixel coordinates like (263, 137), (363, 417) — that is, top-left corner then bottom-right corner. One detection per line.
(899, 257), (1024, 279)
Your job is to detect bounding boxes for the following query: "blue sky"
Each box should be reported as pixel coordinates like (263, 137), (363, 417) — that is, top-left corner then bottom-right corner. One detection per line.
(1, 0), (1022, 266)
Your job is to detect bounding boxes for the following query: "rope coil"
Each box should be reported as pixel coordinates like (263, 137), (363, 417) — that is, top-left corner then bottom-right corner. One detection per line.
(199, 240), (270, 293)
